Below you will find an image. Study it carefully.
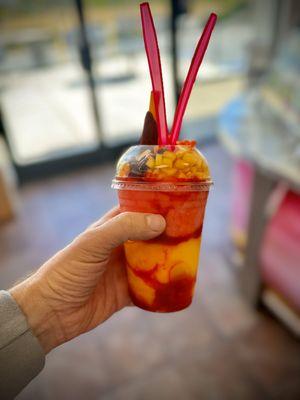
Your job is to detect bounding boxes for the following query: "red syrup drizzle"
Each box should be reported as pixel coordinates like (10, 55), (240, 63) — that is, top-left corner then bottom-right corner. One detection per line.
(127, 228), (202, 312)
(129, 276), (195, 312)
(147, 224), (203, 245)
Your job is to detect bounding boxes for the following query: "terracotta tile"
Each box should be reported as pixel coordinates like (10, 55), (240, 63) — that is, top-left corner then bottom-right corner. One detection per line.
(102, 367), (189, 400)
(173, 345), (268, 400)
(235, 315), (300, 397)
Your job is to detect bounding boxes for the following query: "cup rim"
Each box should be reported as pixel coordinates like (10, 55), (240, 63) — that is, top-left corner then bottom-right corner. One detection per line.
(111, 179), (213, 192)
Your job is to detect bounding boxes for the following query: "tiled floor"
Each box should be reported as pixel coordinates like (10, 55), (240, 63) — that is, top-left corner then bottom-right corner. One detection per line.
(1, 143), (299, 400)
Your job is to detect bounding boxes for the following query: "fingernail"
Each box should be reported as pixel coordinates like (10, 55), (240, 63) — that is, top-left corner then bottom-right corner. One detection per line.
(146, 214), (165, 232)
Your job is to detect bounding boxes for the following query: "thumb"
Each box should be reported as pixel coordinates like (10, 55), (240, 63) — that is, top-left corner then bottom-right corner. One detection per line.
(79, 212), (166, 258)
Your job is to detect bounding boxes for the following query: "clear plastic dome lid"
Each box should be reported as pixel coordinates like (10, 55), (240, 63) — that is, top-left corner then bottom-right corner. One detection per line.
(114, 143), (211, 183)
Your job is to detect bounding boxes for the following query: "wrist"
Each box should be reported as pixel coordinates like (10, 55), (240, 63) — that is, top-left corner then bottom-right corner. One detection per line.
(10, 275), (63, 354)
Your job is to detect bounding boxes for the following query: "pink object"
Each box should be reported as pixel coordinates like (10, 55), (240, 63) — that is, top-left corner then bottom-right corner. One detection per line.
(140, 3), (168, 145)
(260, 190), (300, 311)
(170, 13), (217, 144)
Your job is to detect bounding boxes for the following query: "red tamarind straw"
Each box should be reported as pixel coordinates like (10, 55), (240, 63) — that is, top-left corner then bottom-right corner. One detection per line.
(140, 3), (168, 145)
(170, 13), (217, 145)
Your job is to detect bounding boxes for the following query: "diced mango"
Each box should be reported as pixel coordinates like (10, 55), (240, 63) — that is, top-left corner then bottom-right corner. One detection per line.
(195, 172), (208, 180)
(162, 157), (173, 168)
(203, 164), (210, 175)
(174, 159), (187, 170)
(155, 154), (163, 166)
(174, 149), (185, 158)
(127, 267), (155, 305)
(196, 158), (204, 168)
(146, 157), (155, 169)
(182, 152), (199, 165)
(163, 151), (176, 161)
(118, 163), (130, 177)
(163, 168), (177, 176)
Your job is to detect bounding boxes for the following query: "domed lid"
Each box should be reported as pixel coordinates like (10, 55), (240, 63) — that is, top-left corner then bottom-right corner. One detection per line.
(115, 141), (211, 183)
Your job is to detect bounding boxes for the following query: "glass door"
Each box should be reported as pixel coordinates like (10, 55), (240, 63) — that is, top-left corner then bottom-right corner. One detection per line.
(0, 0), (101, 169)
(0, 0), (174, 180)
(84, 0), (173, 147)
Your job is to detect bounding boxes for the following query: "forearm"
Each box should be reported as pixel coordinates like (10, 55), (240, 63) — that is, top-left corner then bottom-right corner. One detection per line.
(0, 290), (45, 399)
(10, 273), (63, 354)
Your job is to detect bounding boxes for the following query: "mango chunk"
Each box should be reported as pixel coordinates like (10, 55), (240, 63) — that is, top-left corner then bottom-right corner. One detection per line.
(118, 163), (130, 177)
(155, 154), (163, 166)
(182, 152), (199, 165)
(163, 167), (177, 176)
(174, 159), (188, 170)
(162, 157), (174, 168)
(163, 151), (176, 161)
(146, 157), (155, 169)
(196, 172), (208, 180)
(196, 158), (204, 168)
(174, 151), (185, 159)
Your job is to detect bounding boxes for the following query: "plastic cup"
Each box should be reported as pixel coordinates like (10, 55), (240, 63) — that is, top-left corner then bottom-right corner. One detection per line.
(112, 144), (212, 313)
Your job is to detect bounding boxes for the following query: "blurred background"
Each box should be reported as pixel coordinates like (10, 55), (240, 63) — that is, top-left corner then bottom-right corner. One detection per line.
(0, 0), (300, 399)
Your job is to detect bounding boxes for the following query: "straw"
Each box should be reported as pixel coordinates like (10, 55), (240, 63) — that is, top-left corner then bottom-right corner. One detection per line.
(170, 13), (217, 145)
(140, 2), (169, 145)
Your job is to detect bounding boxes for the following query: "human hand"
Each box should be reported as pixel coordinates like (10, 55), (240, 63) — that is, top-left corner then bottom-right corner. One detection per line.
(10, 209), (165, 353)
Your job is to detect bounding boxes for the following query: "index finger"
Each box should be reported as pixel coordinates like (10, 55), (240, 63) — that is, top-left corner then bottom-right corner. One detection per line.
(88, 206), (120, 230)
